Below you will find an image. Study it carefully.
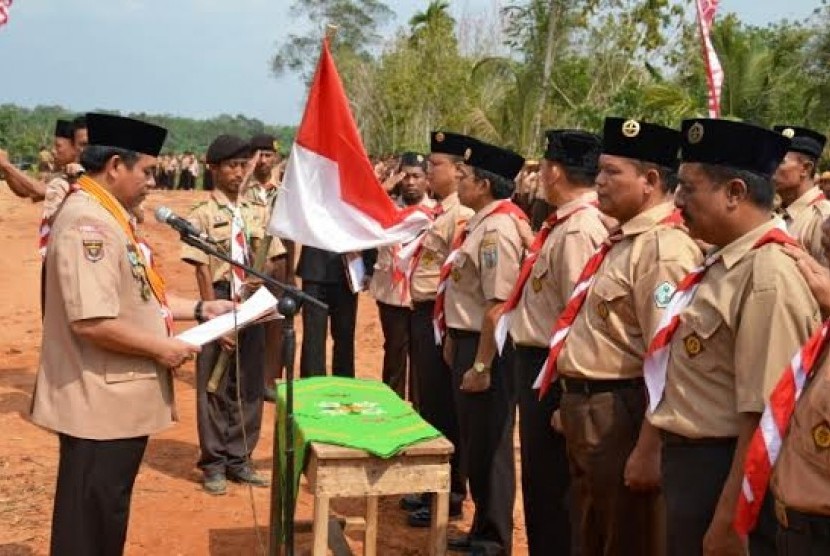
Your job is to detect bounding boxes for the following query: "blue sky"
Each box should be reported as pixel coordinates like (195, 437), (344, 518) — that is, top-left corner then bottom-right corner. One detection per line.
(0, 0), (818, 125)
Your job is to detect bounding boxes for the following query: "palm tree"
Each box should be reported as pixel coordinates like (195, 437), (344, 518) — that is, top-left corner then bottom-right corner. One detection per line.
(408, 1), (453, 47)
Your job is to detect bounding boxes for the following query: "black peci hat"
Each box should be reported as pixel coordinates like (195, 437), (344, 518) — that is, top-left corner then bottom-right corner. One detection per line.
(86, 113), (167, 157)
(54, 119), (74, 140)
(206, 134), (252, 164)
(544, 129), (602, 172)
(602, 117), (680, 169)
(681, 119), (790, 178)
(249, 133), (279, 152)
(466, 140), (525, 181)
(772, 125), (827, 160)
(430, 131), (479, 158)
(399, 151), (428, 170)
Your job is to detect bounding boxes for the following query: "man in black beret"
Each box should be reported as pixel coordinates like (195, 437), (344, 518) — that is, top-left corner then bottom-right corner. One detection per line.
(541, 117), (702, 556)
(648, 119), (822, 556)
(772, 125), (830, 266)
(182, 134), (271, 495)
(500, 129), (608, 555)
(244, 133), (294, 401)
(440, 138), (528, 554)
(31, 113), (235, 555)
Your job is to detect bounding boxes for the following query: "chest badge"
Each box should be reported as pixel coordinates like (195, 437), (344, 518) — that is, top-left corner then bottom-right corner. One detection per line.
(654, 281), (676, 309)
(596, 301), (610, 320)
(451, 267), (462, 282)
(683, 333), (703, 358)
(421, 251), (434, 266)
(531, 276), (543, 293)
(82, 239), (104, 262)
(813, 422), (830, 450)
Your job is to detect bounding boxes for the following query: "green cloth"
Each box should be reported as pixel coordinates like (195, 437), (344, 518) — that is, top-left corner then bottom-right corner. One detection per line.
(275, 377), (442, 518)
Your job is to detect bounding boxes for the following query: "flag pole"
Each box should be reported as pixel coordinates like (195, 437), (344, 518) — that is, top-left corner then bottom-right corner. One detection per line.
(268, 25), (338, 556)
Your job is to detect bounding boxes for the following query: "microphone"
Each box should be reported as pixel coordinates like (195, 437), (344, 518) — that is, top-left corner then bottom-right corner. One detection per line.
(154, 206), (218, 244)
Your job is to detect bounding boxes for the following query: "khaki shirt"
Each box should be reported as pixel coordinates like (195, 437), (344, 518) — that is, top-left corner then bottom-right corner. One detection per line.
(410, 192), (475, 302)
(782, 186), (830, 267)
(41, 175), (72, 222)
(510, 192), (608, 347)
(558, 202), (702, 380)
(370, 196), (436, 307)
(181, 190), (264, 283)
(445, 200), (524, 332)
(31, 191), (174, 440)
(649, 219), (821, 438)
(772, 347), (830, 515)
(243, 179), (287, 261)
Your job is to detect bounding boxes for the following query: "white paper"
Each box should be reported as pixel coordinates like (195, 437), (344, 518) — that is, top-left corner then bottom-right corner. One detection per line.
(177, 287), (279, 347)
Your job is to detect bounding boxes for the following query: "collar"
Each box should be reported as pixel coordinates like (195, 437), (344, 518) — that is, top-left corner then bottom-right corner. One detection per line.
(211, 189), (245, 210)
(616, 201), (676, 238)
(556, 190), (598, 218)
(784, 186), (823, 220)
(714, 217), (786, 270)
(439, 191), (460, 212)
(467, 199), (505, 231)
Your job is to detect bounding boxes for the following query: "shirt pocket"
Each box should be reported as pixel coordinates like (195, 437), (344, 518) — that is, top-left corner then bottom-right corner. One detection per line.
(676, 303), (725, 369)
(528, 259), (549, 296)
(420, 233), (445, 268)
(104, 355), (160, 384)
(792, 376), (830, 466)
(210, 220), (232, 249)
(590, 277), (639, 337)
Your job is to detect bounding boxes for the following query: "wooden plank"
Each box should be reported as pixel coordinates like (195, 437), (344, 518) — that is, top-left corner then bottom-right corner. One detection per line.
(312, 458), (451, 497)
(310, 437), (453, 460)
(364, 496), (379, 556)
(311, 494), (330, 556)
(429, 491), (450, 556)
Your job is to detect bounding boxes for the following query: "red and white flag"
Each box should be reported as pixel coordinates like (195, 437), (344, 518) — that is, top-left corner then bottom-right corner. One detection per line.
(0, 0), (12, 27)
(268, 38), (431, 251)
(696, 0), (723, 118)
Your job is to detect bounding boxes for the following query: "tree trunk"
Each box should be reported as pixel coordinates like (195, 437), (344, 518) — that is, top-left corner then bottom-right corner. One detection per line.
(530, 0), (558, 155)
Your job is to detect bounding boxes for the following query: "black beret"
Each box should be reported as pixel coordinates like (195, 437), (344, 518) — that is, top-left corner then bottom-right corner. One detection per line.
(206, 134), (252, 164)
(399, 151), (427, 169)
(602, 117), (680, 169)
(681, 119), (789, 178)
(772, 125), (827, 159)
(249, 133), (279, 152)
(86, 113), (167, 157)
(54, 119), (74, 140)
(544, 129), (602, 172)
(430, 131), (478, 158)
(467, 140), (525, 181)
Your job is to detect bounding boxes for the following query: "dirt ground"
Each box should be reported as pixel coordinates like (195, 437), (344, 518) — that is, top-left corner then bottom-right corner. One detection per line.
(0, 187), (528, 555)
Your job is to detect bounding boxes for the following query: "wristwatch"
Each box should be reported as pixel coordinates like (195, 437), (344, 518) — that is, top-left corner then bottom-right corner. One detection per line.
(473, 361), (491, 374)
(194, 300), (205, 323)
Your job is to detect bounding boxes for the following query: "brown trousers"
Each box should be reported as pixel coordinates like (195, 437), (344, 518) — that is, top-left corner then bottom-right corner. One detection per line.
(560, 385), (664, 556)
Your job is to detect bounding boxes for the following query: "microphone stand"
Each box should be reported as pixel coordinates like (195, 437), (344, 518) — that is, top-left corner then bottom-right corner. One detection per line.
(178, 232), (325, 556)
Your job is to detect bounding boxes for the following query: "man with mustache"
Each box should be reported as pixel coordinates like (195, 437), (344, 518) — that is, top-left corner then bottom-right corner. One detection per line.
(182, 134), (270, 495)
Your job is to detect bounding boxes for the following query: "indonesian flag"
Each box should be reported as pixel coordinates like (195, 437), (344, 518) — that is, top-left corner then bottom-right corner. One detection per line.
(696, 0), (723, 118)
(268, 38), (431, 251)
(0, 0), (12, 27)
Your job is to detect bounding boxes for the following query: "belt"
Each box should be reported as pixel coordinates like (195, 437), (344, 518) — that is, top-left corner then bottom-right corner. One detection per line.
(660, 431), (737, 446)
(448, 328), (480, 340)
(775, 499), (830, 537)
(560, 376), (643, 395)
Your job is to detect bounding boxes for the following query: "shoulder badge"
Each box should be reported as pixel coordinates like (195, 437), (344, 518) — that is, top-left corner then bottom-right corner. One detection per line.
(654, 281), (676, 309)
(813, 422), (830, 450)
(82, 239), (104, 262)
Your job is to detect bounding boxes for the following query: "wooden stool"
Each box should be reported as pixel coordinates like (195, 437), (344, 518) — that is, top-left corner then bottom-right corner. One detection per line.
(305, 437), (453, 556)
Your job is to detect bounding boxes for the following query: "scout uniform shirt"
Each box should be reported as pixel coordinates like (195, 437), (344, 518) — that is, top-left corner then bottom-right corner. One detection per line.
(31, 190), (174, 440)
(445, 200), (524, 332)
(509, 192), (608, 347)
(772, 348), (830, 515)
(242, 178), (287, 261)
(781, 186), (830, 267)
(649, 218), (821, 439)
(557, 202), (702, 380)
(41, 174), (73, 222)
(410, 192), (475, 302)
(370, 196), (437, 307)
(181, 190), (264, 283)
